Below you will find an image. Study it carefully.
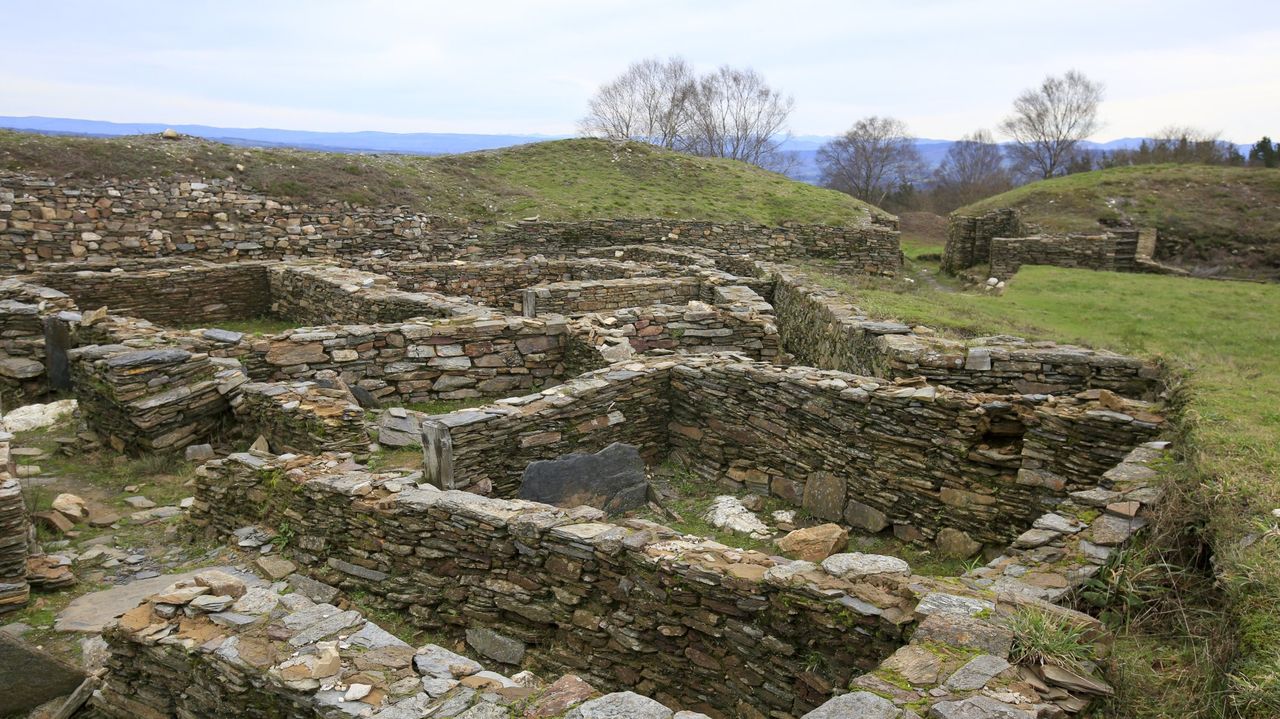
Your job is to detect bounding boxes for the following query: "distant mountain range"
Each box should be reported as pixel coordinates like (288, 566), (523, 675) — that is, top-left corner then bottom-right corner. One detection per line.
(0, 115), (1217, 185)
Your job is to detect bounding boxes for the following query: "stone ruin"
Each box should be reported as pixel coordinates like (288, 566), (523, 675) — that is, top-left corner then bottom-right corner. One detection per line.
(0, 171), (1177, 718)
(941, 208), (1169, 280)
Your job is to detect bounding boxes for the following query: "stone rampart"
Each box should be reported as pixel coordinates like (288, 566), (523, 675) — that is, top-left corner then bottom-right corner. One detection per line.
(770, 267), (1161, 399)
(943, 208), (1141, 279)
(191, 453), (917, 716)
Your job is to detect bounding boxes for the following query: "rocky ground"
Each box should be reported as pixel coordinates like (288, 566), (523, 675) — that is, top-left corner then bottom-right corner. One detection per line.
(0, 402), (449, 718)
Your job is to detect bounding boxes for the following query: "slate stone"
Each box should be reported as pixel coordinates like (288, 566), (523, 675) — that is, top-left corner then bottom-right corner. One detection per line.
(801, 691), (898, 719)
(466, 626), (526, 664)
(0, 634), (85, 715)
(844, 499), (889, 533)
(518, 442), (648, 516)
(413, 644), (482, 679)
(944, 654), (1012, 690)
(350, 384), (381, 409)
(284, 575), (336, 606)
(202, 328), (244, 344)
(929, 695), (1035, 719)
(104, 348), (191, 368)
(801, 471), (845, 522)
(565, 691), (673, 719)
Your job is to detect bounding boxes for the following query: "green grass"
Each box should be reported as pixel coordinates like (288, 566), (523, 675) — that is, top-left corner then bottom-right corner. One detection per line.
(0, 130), (885, 226)
(1006, 607), (1098, 673)
(805, 263), (1280, 717)
(957, 164), (1280, 277)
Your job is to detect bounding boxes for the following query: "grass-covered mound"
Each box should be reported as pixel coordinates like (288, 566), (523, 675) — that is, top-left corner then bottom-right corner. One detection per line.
(0, 130), (883, 226)
(807, 263), (1280, 718)
(958, 164), (1280, 278)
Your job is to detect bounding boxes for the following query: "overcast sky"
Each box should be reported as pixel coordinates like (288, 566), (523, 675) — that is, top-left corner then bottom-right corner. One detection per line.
(4, 0), (1277, 142)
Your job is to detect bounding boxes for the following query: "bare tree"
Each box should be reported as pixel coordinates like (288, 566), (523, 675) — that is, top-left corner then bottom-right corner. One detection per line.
(999, 70), (1104, 179)
(817, 116), (924, 207)
(579, 57), (696, 148)
(681, 66), (795, 170)
(581, 59), (794, 171)
(930, 130), (1012, 210)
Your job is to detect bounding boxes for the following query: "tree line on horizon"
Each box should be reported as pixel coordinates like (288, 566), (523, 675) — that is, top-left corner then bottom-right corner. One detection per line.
(580, 58), (1278, 213)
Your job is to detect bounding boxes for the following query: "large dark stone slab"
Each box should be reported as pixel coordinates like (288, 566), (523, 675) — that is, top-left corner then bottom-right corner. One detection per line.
(0, 633), (85, 714)
(519, 442), (648, 515)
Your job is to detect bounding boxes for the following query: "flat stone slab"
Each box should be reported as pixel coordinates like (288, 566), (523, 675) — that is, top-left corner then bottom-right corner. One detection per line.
(518, 442), (648, 516)
(55, 565), (264, 633)
(0, 634), (85, 715)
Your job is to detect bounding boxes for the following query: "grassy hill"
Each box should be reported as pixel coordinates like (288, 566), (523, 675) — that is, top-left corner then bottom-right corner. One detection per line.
(958, 164), (1280, 278)
(0, 130), (884, 226)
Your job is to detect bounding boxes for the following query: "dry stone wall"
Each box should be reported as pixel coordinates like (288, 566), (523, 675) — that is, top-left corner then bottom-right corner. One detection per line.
(665, 359), (1161, 545)
(191, 453), (919, 716)
(31, 261), (273, 326)
(988, 231), (1140, 279)
(2, 174), (901, 276)
(424, 355), (1161, 545)
(0, 173), (474, 269)
(525, 277), (702, 316)
(0, 278), (76, 409)
(231, 379), (370, 455)
(489, 218), (902, 274)
(0, 433), (29, 615)
(422, 360), (675, 496)
(66, 343), (233, 454)
(942, 209), (1021, 274)
(267, 264), (481, 325)
(566, 301), (780, 371)
(64, 310), (571, 408)
(943, 208), (1140, 279)
(92, 566), (701, 719)
(770, 267), (1161, 399)
(351, 257), (668, 311)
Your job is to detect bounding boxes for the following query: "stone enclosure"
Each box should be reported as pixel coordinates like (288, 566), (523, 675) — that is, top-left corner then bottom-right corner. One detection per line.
(0, 169), (1175, 719)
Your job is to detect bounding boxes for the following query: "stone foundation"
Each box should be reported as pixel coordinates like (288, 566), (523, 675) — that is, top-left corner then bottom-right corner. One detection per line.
(424, 355), (1161, 545)
(524, 277), (702, 316)
(268, 264), (480, 324)
(32, 261), (273, 327)
(191, 454), (917, 716)
(989, 231), (1140, 279)
(943, 208), (1141, 279)
(770, 267), (1161, 399)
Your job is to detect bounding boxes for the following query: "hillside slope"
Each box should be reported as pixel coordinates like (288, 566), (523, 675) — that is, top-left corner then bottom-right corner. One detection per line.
(0, 130), (884, 226)
(958, 164), (1280, 277)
